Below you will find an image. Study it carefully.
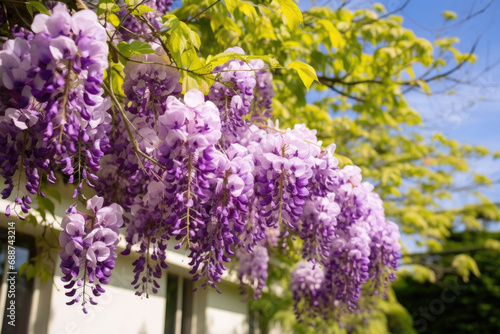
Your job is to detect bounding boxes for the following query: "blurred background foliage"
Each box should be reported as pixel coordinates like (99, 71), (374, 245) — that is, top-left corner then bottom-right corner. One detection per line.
(394, 231), (500, 333)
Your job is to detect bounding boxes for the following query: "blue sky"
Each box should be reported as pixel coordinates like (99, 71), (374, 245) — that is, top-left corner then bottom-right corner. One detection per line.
(400, 3), (500, 244)
(396, 2), (500, 147)
(396, 0), (500, 205)
(380, 0), (500, 245)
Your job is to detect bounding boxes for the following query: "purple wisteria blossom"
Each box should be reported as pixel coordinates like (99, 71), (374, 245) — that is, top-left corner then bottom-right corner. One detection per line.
(123, 51), (181, 118)
(0, 3), (111, 219)
(291, 261), (325, 318)
(290, 162), (401, 319)
(208, 47), (257, 138)
(237, 245), (269, 298)
(60, 196), (123, 313)
(249, 59), (275, 120)
(117, 0), (172, 42)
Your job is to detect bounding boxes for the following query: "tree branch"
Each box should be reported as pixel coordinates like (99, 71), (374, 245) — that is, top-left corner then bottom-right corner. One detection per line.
(185, 0), (222, 23)
(402, 245), (491, 258)
(318, 38), (479, 95)
(318, 78), (365, 102)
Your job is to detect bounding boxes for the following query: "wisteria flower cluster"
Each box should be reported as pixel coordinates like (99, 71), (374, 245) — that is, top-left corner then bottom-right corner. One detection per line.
(117, 0), (173, 42)
(0, 3), (401, 320)
(0, 3), (110, 219)
(59, 196), (123, 313)
(291, 165), (402, 319)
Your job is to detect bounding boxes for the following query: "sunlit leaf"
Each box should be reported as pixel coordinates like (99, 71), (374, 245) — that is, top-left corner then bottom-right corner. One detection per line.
(287, 61), (318, 89)
(26, 1), (50, 17)
(275, 0), (303, 30)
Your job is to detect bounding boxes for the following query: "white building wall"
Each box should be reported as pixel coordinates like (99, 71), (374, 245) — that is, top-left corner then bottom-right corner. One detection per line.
(41, 255), (249, 334)
(0, 180), (251, 334)
(205, 283), (249, 334)
(46, 254), (167, 334)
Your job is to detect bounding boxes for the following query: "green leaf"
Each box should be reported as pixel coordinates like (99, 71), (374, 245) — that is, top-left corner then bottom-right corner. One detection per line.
(44, 187), (62, 204)
(27, 214), (38, 227)
(452, 254), (481, 282)
(411, 264), (436, 283)
(169, 23), (189, 56)
(225, 0), (240, 15)
(108, 63), (125, 95)
(473, 173), (492, 187)
(129, 40), (156, 54)
(40, 269), (52, 283)
(287, 61), (318, 89)
(129, 4), (155, 16)
(19, 262), (29, 277)
(26, 264), (35, 280)
(163, 14), (181, 30)
(38, 197), (55, 217)
(334, 153), (353, 168)
(443, 10), (457, 20)
(406, 67), (415, 80)
(317, 19), (344, 49)
(372, 3), (385, 13)
(402, 211), (428, 231)
(275, 0), (303, 30)
(485, 239), (500, 251)
(416, 79), (431, 95)
(183, 73), (201, 92)
(26, 1), (50, 17)
(117, 41), (155, 60)
(208, 52), (279, 69)
(164, 15), (200, 60)
(96, 0), (120, 16)
(434, 37), (460, 48)
(26, 3), (33, 18)
(108, 13), (121, 27)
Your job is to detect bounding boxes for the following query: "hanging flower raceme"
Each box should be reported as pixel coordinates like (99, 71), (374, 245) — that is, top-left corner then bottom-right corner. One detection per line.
(116, 0), (172, 42)
(249, 59), (275, 120)
(94, 40), (184, 297)
(157, 89), (222, 236)
(289, 164), (402, 320)
(237, 245), (269, 298)
(0, 3), (111, 219)
(208, 47), (257, 137)
(188, 143), (255, 291)
(155, 89), (235, 290)
(59, 196), (123, 313)
(93, 47), (179, 213)
(122, 51), (181, 118)
(322, 167), (376, 309)
(300, 192), (340, 262)
(290, 261), (325, 319)
(363, 185), (401, 293)
(246, 122), (320, 239)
